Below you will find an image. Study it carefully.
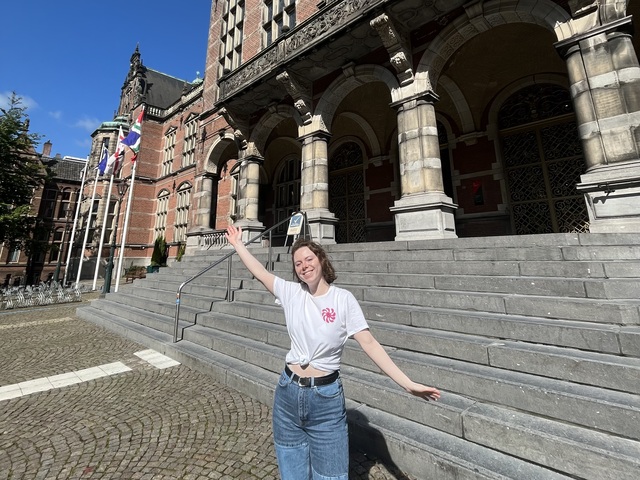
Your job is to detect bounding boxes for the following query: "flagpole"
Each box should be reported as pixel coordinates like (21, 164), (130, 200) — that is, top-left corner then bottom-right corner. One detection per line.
(75, 167), (101, 288)
(92, 173), (114, 290)
(63, 157), (88, 286)
(114, 160), (138, 292)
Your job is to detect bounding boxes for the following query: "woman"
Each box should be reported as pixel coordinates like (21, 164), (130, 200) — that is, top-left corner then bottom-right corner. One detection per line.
(225, 225), (440, 480)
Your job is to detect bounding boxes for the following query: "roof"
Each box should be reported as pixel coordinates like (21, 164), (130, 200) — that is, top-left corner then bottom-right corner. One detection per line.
(145, 69), (192, 109)
(44, 157), (87, 182)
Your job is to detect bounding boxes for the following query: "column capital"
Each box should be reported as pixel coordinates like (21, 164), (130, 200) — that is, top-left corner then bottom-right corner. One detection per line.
(554, 16), (633, 57)
(298, 129), (332, 144)
(390, 89), (439, 110)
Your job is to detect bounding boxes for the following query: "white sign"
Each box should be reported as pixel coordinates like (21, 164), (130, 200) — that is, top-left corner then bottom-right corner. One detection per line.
(287, 213), (304, 236)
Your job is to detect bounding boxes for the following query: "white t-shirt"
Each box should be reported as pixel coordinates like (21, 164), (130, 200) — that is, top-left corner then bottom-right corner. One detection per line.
(274, 276), (369, 372)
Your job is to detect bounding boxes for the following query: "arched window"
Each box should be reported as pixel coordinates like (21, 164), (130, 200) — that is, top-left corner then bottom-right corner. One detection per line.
(174, 183), (192, 243)
(498, 84), (588, 234)
(155, 190), (170, 238)
(329, 142), (365, 243)
(274, 156), (300, 233)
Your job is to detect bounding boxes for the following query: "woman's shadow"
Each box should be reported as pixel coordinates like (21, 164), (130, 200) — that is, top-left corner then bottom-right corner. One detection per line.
(347, 408), (416, 480)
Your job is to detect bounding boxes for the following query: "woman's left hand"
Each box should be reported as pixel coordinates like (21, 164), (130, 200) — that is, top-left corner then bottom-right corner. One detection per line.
(407, 382), (441, 401)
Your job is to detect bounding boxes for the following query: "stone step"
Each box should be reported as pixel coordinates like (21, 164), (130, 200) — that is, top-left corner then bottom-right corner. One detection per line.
(75, 305), (586, 479)
(76, 302), (640, 479)
(363, 302), (638, 356)
(232, 283), (640, 325)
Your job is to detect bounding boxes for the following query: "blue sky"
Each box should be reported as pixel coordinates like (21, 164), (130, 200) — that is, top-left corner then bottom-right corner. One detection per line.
(1, 1), (211, 160)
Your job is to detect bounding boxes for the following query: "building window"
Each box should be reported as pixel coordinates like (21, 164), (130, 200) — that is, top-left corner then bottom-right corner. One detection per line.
(57, 189), (72, 219)
(219, 0), (244, 76)
(182, 118), (198, 168)
(163, 129), (176, 177)
(274, 156), (300, 233)
(262, 0), (295, 47)
(174, 183), (192, 243)
(8, 245), (20, 263)
(155, 190), (170, 238)
(43, 189), (57, 218)
(229, 165), (240, 221)
(49, 228), (64, 263)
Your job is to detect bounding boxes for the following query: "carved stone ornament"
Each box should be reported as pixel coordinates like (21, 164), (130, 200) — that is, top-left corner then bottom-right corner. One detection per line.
(220, 107), (249, 150)
(219, 0), (375, 99)
(277, 71), (312, 124)
(370, 13), (414, 85)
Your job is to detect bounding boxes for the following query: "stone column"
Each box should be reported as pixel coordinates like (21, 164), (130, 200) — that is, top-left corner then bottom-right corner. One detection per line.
(235, 153), (265, 241)
(389, 91), (457, 240)
(299, 130), (338, 243)
(556, 10), (640, 232)
(191, 173), (216, 230)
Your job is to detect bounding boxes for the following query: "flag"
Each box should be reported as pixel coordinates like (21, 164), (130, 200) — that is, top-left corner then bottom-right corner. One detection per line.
(121, 109), (144, 161)
(97, 145), (108, 175)
(105, 126), (125, 175)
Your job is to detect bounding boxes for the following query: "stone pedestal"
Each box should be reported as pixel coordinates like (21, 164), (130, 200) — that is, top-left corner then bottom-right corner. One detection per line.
(390, 192), (457, 240)
(578, 161), (640, 233)
(303, 209), (338, 245)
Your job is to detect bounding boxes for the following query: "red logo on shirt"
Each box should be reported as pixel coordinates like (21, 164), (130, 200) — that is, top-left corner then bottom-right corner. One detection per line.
(322, 308), (336, 323)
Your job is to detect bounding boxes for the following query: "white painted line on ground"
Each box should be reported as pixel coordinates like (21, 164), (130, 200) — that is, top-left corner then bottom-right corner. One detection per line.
(0, 317), (74, 330)
(134, 349), (181, 369)
(0, 361), (132, 403)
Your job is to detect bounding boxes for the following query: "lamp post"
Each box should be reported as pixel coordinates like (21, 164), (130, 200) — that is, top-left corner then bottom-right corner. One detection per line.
(54, 205), (73, 284)
(103, 180), (129, 294)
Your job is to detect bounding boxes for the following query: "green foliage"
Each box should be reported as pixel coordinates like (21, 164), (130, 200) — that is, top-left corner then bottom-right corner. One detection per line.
(176, 242), (186, 262)
(150, 235), (168, 267)
(0, 92), (48, 247)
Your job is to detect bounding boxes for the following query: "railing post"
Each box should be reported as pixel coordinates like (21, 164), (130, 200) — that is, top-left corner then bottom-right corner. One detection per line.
(226, 255), (232, 301)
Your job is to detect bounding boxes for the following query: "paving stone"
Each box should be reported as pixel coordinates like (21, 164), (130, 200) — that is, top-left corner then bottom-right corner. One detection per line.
(0, 293), (416, 480)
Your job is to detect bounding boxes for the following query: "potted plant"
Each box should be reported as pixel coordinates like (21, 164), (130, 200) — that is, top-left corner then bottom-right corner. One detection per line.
(148, 235), (168, 273)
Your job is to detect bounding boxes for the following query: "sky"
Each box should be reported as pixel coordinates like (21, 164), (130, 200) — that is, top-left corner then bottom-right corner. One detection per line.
(0, 1), (212, 160)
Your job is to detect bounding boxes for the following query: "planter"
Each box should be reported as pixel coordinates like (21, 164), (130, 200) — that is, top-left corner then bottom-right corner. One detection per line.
(147, 265), (160, 273)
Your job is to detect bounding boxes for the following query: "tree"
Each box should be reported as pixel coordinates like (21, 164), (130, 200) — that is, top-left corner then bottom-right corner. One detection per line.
(0, 92), (49, 249)
(150, 235), (168, 267)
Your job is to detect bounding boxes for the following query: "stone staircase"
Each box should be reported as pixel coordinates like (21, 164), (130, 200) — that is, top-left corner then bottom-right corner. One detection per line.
(77, 232), (640, 480)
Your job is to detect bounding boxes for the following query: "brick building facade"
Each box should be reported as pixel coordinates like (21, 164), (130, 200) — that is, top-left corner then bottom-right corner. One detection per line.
(77, 0), (640, 281)
(0, 141), (85, 286)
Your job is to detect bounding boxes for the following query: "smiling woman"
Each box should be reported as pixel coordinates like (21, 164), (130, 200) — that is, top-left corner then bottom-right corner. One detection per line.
(224, 225), (440, 480)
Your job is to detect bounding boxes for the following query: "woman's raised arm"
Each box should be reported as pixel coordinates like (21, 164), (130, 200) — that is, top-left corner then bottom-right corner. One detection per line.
(225, 225), (276, 294)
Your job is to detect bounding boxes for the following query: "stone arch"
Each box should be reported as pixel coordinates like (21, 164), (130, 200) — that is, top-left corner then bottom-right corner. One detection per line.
(333, 112), (381, 158)
(438, 75), (473, 134)
(486, 73), (571, 138)
(416, 0), (571, 88)
(204, 132), (237, 175)
(248, 104), (303, 157)
(314, 65), (399, 133)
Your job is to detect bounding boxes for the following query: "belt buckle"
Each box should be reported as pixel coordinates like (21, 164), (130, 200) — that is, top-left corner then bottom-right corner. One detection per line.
(297, 376), (312, 387)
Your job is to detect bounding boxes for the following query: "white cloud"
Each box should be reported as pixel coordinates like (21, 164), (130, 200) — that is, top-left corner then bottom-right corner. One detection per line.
(74, 116), (101, 132)
(0, 91), (39, 110)
(49, 110), (63, 120)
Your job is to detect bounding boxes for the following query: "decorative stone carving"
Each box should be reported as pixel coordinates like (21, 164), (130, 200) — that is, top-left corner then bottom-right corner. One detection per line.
(370, 13), (413, 85)
(219, 0), (375, 99)
(276, 71), (312, 124)
(219, 107), (249, 150)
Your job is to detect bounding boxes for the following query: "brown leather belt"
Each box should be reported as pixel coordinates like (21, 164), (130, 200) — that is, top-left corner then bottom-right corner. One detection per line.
(284, 364), (339, 387)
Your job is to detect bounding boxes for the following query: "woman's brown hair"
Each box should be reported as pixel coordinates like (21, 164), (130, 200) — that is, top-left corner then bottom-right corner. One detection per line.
(291, 239), (337, 284)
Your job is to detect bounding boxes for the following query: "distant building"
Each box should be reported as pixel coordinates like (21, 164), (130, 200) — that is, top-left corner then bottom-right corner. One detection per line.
(0, 141), (85, 286)
(82, 1), (640, 280)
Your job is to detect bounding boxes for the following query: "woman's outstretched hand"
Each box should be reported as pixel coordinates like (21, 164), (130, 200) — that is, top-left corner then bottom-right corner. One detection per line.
(225, 225), (242, 248)
(407, 382), (441, 401)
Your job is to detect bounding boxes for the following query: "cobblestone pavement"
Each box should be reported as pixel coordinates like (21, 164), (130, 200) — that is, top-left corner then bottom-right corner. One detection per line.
(0, 294), (417, 480)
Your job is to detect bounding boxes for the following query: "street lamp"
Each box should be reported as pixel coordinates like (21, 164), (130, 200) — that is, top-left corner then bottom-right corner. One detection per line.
(103, 180), (129, 294)
(54, 205), (73, 284)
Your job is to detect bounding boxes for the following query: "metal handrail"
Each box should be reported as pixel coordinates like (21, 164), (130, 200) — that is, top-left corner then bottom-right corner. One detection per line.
(172, 212), (311, 342)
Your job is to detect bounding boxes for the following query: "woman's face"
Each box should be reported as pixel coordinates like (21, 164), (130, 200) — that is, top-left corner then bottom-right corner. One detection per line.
(293, 246), (322, 285)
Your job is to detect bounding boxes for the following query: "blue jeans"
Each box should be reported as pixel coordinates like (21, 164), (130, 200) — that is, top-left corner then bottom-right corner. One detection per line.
(273, 369), (348, 480)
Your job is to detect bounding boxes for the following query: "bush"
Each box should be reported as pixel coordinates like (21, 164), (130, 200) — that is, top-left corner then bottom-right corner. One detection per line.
(150, 236), (168, 267)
